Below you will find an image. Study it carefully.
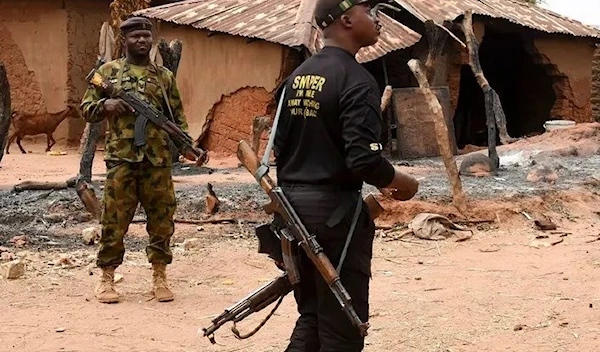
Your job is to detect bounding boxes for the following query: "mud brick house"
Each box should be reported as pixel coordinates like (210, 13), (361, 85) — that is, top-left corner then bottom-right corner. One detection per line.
(0, 0), (112, 145)
(136, 0), (421, 153)
(383, 0), (600, 153)
(139, 0), (600, 157)
(4, 0), (597, 155)
(0, 0), (180, 147)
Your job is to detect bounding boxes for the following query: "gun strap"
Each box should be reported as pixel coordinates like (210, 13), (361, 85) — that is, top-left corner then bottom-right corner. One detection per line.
(152, 62), (175, 121)
(231, 294), (285, 340)
(255, 86), (286, 181)
(116, 58), (126, 93)
(336, 193), (362, 273)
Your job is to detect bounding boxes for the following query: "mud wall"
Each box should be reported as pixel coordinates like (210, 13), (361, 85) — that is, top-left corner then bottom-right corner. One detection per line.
(202, 87), (273, 154)
(155, 22), (285, 151)
(0, 1), (68, 126)
(0, 0), (109, 147)
(593, 44), (600, 122)
(64, 0), (111, 145)
(534, 37), (595, 123)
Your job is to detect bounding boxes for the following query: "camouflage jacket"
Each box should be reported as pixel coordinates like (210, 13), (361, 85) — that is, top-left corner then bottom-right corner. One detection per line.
(80, 58), (189, 167)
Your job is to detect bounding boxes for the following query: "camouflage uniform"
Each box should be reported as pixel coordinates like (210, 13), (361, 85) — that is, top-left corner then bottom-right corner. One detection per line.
(81, 58), (188, 268)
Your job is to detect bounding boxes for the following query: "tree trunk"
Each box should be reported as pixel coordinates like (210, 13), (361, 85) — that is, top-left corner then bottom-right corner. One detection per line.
(79, 121), (104, 182)
(461, 11), (515, 168)
(158, 38), (185, 164)
(0, 63), (11, 166)
(251, 115), (271, 156)
(158, 38), (183, 76)
(423, 20), (449, 84)
(78, 57), (106, 182)
(408, 59), (468, 216)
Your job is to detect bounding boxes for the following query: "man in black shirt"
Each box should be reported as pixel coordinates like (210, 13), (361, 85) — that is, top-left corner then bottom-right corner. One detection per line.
(274, 0), (418, 350)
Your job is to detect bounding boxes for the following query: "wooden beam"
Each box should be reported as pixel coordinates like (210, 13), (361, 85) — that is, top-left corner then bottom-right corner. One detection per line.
(0, 63), (10, 166)
(424, 20), (449, 83)
(407, 59), (468, 216)
(460, 11), (514, 167)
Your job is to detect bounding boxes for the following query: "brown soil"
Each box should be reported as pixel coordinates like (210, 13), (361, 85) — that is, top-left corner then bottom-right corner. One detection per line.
(2, 139), (600, 351)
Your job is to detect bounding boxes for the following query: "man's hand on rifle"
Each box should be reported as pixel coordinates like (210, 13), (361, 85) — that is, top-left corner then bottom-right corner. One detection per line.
(104, 98), (134, 117)
(182, 148), (209, 166)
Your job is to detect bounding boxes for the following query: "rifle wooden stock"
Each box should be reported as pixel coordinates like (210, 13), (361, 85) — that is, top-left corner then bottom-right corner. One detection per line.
(238, 140), (385, 221)
(236, 140), (370, 337)
(237, 139), (276, 193)
(364, 194), (384, 221)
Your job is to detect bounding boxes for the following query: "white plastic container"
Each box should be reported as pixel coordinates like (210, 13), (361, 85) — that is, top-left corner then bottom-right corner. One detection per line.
(543, 120), (576, 132)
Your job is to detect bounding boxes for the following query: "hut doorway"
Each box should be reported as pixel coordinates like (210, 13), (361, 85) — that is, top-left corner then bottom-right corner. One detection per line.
(453, 29), (556, 148)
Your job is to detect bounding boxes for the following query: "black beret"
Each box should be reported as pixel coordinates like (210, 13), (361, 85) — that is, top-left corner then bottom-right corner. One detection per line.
(120, 16), (153, 34)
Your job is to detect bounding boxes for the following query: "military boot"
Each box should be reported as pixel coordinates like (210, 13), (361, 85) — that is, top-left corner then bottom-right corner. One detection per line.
(152, 263), (174, 302)
(95, 266), (119, 303)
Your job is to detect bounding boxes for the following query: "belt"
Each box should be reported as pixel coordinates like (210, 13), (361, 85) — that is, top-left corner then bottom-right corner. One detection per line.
(279, 181), (363, 274)
(279, 182), (359, 193)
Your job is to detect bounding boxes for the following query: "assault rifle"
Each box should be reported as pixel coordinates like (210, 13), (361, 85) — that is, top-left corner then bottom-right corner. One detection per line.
(85, 69), (207, 165)
(201, 140), (385, 343)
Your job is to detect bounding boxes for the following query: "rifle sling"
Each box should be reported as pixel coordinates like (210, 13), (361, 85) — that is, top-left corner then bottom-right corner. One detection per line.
(151, 61), (175, 122)
(256, 86), (286, 181)
(262, 83), (362, 274)
(337, 194), (362, 273)
(117, 59), (176, 125)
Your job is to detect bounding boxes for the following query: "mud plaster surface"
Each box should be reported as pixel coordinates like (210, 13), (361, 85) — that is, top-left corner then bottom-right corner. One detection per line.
(202, 87), (272, 154)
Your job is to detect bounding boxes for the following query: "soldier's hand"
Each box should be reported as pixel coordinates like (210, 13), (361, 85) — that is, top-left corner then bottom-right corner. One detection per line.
(104, 99), (134, 116)
(181, 148), (209, 166)
(382, 167), (419, 201)
(195, 152), (209, 166)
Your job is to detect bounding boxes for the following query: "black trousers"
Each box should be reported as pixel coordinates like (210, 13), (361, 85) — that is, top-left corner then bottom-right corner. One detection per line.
(281, 185), (375, 352)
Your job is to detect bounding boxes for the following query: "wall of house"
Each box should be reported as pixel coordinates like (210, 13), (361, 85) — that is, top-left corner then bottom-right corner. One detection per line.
(0, 1), (68, 132)
(0, 0), (110, 147)
(534, 37), (595, 123)
(592, 44), (600, 122)
(156, 22), (287, 154)
(65, 0), (111, 144)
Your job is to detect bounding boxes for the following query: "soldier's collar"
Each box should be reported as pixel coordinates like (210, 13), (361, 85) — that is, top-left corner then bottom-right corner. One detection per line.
(120, 58), (158, 73)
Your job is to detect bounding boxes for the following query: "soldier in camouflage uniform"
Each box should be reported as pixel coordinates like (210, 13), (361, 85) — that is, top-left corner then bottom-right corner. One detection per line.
(81, 17), (189, 304)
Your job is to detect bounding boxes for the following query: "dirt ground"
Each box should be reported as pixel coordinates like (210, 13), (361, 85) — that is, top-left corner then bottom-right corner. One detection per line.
(2, 125), (600, 351)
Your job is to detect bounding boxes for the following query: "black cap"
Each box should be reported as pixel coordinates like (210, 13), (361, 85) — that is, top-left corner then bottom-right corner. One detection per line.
(314, 0), (385, 29)
(120, 16), (153, 34)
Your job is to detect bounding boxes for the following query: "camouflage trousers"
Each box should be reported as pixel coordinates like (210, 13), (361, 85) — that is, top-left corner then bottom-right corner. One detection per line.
(97, 159), (176, 268)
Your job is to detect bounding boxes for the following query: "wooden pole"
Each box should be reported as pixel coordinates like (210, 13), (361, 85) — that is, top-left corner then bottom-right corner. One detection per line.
(0, 63), (11, 166)
(460, 10), (514, 167)
(157, 38), (185, 163)
(407, 59), (468, 215)
(423, 20), (449, 84)
(158, 38), (183, 76)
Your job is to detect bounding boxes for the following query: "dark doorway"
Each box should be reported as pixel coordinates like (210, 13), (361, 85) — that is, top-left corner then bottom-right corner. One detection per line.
(453, 28), (556, 147)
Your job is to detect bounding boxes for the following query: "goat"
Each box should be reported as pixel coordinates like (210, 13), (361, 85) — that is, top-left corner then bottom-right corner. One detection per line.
(6, 105), (80, 154)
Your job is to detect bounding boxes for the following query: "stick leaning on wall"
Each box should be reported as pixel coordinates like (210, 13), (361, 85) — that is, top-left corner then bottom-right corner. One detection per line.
(407, 59), (468, 216)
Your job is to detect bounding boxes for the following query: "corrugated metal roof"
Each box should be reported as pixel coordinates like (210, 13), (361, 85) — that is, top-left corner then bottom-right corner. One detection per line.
(136, 0), (301, 47)
(135, 0), (422, 62)
(395, 0), (600, 38)
(311, 13), (422, 63)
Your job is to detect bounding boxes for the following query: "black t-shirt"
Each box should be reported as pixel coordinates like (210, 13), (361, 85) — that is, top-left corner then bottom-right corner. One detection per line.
(274, 46), (395, 191)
